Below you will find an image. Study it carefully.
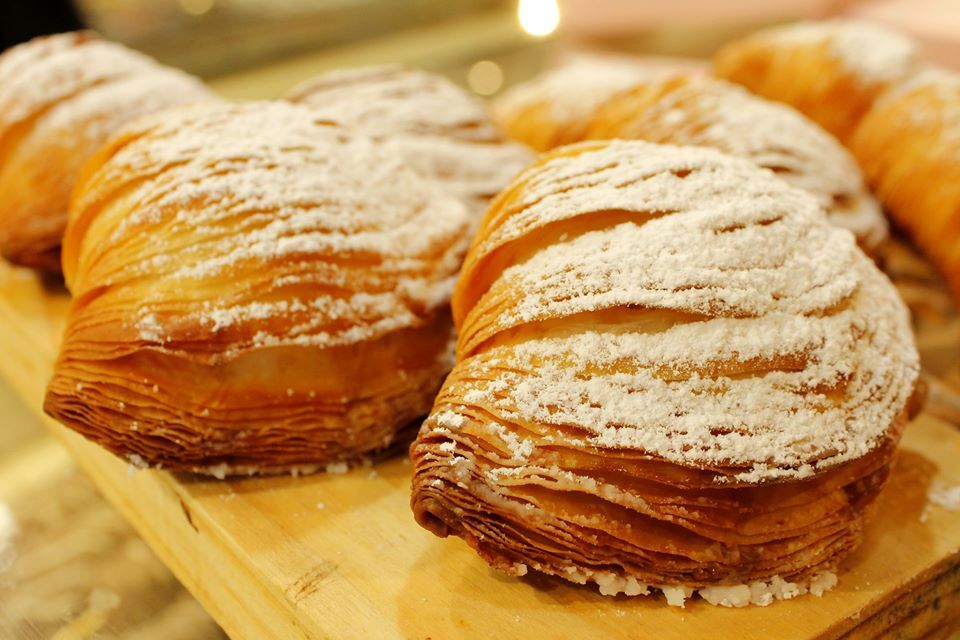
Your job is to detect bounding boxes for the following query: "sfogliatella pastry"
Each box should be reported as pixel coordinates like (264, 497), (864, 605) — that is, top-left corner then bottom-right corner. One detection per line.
(0, 31), (215, 272)
(586, 74), (887, 253)
(287, 65), (532, 216)
(851, 68), (960, 300)
(490, 59), (666, 152)
(410, 140), (920, 606)
(44, 101), (471, 476)
(714, 19), (917, 142)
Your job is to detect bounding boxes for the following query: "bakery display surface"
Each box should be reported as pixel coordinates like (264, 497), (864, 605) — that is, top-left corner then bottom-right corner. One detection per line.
(0, 271), (958, 638)
(0, 31), (215, 272)
(1, 11), (960, 638)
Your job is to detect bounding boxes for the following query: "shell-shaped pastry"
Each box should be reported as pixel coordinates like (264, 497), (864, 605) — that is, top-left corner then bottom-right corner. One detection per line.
(586, 75), (887, 253)
(714, 19), (918, 142)
(44, 101), (472, 475)
(490, 59), (668, 151)
(287, 65), (532, 217)
(410, 140), (920, 605)
(851, 68), (960, 300)
(0, 31), (216, 272)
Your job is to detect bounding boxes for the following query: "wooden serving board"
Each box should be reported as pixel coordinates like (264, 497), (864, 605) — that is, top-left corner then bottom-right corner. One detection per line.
(2, 263), (960, 640)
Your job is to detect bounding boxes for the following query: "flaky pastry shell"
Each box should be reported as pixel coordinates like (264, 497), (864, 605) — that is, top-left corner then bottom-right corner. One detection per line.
(0, 31), (215, 272)
(714, 19), (917, 142)
(287, 65), (532, 218)
(44, 101), (471, 475)
(850, 68), (960, 301)
(410, 140), (920, 605)
(586, 74), (887, 253)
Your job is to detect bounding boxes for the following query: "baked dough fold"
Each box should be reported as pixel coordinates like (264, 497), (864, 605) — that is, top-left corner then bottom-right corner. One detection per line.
(45, 101), (471, 474)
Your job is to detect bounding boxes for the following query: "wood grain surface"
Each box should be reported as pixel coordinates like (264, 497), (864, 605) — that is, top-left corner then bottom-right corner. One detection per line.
(0, 255), (959, 640)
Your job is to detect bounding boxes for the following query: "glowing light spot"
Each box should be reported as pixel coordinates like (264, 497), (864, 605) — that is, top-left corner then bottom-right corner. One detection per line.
(518, 0), (560, 38)
(179, 0), (214, 16)
(467, 60), (504, 96)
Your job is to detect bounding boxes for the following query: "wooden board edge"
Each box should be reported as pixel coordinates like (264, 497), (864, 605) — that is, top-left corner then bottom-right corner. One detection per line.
(44, 421), (329, 640)
(0, 284), (329, 640)
(830, 554), (960, 639)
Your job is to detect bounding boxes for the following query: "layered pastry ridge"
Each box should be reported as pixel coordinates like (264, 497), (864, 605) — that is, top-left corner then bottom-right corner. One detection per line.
(0, 31), (215, 271)
(586, 74), (887, 253)
(45, 101), (471, 475)
(851, 67), (960, 300)
(288, 65), (532, 218)
(410, 140), (920, 605)
(714, 18), (918, 142)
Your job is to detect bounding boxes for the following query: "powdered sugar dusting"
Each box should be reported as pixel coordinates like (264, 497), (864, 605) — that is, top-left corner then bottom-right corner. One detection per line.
(288, 65), (532, 206)
(72, 101), (470, 353)
(767, 19), (916, 84)
(598, 77), (885, 246)
(0, 31), (212, 136)
(447, 141), (918, 481)
(493, 59), (665, 126)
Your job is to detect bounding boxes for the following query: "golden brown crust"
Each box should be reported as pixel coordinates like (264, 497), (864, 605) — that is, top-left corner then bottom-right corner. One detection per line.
(713, 19), (918, 142)
(44, 101), (471, 475)
(850, 68), (960, 301)
(410, 140), (920, 601)
(490, 60), (664, 152)
(0, 31), (215, 272)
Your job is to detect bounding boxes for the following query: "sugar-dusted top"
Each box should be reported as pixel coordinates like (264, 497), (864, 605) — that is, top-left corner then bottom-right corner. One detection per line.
(594, 76), (885, 244)
(66, 101), (471, 354)
(288, 65), (532, 203)
(0, 31), (208, 137)
(766, 18), (917, 84)
(448, 140), (919, 482)
(493, 58), (666, 126)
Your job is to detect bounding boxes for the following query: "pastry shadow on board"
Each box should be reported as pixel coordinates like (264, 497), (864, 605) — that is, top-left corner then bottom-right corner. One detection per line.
(835, 448), (937, 582)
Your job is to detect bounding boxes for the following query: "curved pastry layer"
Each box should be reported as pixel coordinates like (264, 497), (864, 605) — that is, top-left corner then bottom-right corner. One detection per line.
(411, 140), (920, 603)
(45, 101), (471, 474)
(586, 75), (887, 253)
(851, 68), (960, 300)
(287, 65), (532, 217)
(714, 19), (918, 142)
(0, 31), (215, 271)
(491, 59), (665, 152)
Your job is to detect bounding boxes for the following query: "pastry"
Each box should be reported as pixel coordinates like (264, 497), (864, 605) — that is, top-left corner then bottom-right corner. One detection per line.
(586, 75), (887, 253)
(0, 31), (215, 272)
(491, 59), (667, 151)
(44, 101), (471, 475)
(410, 140), (920, 605)
(287, 65), (532, 217)
(714, 19), (918, 142)
(850, 68), (960, 300)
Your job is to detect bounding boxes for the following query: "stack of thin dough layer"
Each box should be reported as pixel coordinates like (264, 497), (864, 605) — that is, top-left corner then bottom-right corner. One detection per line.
(585, 74), (887, 253)
(713, 18), (918, 142)
(410, 140), (921, 606)
(45, 101), (471, 475)
(0, 31), (215, 271)
(287, 65), (532, 217)
(851, 68), (960, 300)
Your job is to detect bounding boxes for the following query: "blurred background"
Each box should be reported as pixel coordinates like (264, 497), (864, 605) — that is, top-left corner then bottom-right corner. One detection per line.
(2, 0), (958, 96)
(1, 0), (959, 638)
